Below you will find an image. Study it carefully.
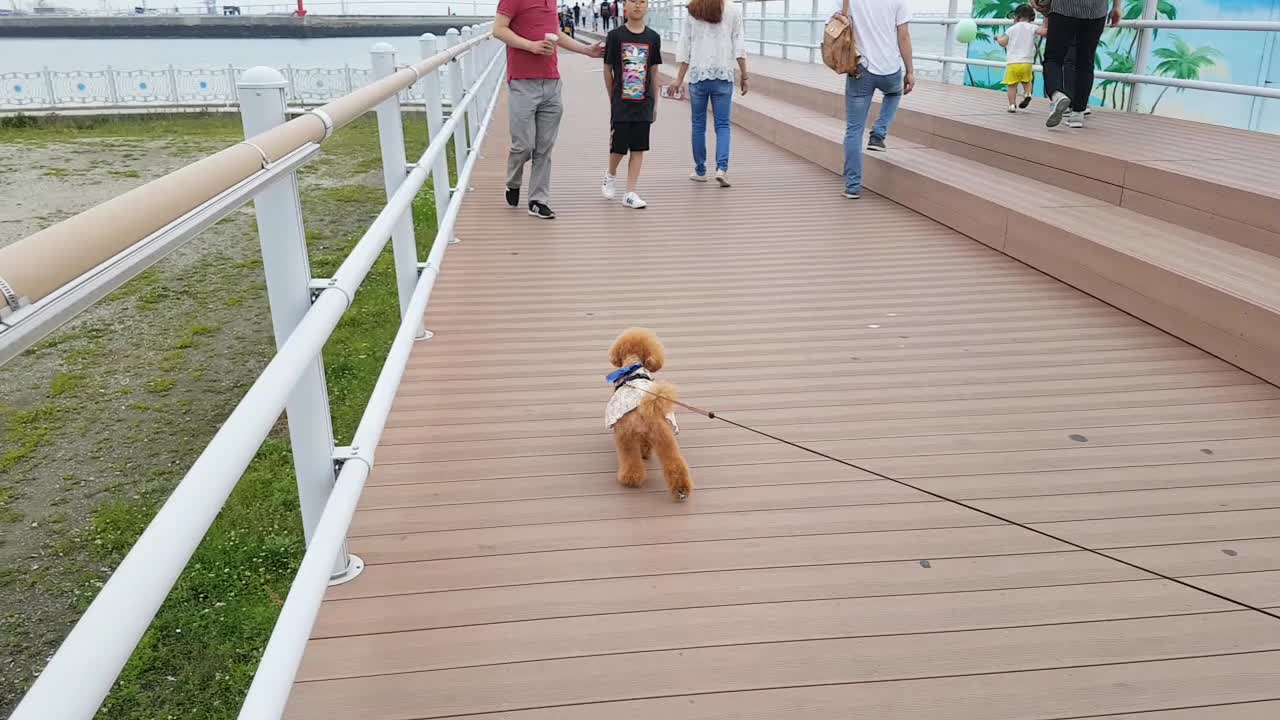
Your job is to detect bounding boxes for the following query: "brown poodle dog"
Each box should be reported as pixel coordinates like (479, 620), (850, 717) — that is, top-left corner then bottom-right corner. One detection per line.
(605, 327), (693, 500)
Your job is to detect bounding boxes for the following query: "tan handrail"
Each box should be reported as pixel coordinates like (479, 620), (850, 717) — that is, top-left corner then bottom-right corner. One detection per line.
(0, 30), (490, 310)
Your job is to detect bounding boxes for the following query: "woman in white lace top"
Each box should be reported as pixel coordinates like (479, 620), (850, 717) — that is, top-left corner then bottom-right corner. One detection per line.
(673, 0), (748, 186)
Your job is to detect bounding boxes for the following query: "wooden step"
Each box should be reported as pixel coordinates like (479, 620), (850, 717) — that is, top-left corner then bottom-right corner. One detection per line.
(692, 57), (1280, 258)
(714, 85), (1280, 385)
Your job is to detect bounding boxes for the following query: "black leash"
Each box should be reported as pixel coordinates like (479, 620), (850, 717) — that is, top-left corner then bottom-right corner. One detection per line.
(624, 381), (1280, 622)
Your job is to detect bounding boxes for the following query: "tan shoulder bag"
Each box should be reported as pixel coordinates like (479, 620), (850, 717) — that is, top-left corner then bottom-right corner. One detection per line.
(821, 0), (862, 76)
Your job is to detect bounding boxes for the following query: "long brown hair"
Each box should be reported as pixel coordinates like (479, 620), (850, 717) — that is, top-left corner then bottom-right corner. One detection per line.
(687, 0), (723, 23)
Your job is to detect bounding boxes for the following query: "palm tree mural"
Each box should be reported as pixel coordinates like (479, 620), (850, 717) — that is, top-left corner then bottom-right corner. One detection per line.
(1149, 34), (1222, 113)
(1122, 0), (1177, 55)
(1099, 48), (1136, 108)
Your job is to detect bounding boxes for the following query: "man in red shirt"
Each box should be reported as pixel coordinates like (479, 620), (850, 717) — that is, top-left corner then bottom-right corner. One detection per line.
(494, 0), (603, 220)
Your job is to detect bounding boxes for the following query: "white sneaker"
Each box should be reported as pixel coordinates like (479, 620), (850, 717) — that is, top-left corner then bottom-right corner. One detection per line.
(601, 174), (617, 200)
(622, 191), (647, 209)
(689, 171), (708, 182)
(715, 169), (731, 187)
(1066, 111), (1084, 129)
(1008, 104), (1017, 113)
(1046, 92), (1071, 128)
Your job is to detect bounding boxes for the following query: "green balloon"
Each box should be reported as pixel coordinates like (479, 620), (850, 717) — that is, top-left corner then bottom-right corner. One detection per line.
(955, 18), (978, 43)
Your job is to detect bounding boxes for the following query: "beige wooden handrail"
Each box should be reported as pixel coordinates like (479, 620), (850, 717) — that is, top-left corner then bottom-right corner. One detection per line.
(0, 30), (490, 310)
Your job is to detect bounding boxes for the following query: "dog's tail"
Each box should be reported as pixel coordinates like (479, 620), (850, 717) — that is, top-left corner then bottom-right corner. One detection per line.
(639, 381), (678, 423)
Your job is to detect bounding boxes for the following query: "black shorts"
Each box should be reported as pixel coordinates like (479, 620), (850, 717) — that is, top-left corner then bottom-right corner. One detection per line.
(609, 121), (651, 155)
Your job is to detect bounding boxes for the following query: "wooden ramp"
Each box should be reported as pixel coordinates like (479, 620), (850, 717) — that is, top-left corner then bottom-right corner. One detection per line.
(286, 54), (1280, 718)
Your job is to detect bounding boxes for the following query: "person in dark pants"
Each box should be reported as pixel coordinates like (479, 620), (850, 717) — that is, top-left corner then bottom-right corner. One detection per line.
(1041, 0), (1120, 129)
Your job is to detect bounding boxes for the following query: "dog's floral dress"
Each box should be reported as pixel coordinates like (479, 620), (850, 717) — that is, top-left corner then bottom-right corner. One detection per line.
(605, 364), (679, 433)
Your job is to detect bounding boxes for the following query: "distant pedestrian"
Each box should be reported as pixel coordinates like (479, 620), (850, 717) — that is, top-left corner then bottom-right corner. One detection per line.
(673, 0), (747, 186)
(494, 0), (606, 219)
(997, 4), (1037, 112)
(601, 0), (663, 209)
(1042, 0), (1121, 129)
(827, 0), (915, 200)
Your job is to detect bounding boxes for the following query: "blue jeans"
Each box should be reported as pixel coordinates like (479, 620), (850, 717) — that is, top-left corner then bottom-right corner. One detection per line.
(690, 79), (733, 175)
(844, 66), (903, 193)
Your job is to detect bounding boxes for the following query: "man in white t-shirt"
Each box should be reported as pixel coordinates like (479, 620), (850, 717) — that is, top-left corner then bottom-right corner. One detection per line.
(829, 0), (914, 199)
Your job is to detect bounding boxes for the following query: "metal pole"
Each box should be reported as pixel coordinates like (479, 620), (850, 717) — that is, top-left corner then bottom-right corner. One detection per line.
(461, 26), (480, 142)
(782, 0), (791, 60)
(370, 43), (422, 330)
(420, 32), (452, 245)
(235, 67), (353, 583)
(809, 0), (819, 64)
(445, 28), (470, 181)
(1127, 0), (1158, 111)
(942, 0), (958, 84)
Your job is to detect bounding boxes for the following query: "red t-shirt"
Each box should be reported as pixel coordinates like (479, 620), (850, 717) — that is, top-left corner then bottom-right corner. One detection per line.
(497, 0), (560, 81)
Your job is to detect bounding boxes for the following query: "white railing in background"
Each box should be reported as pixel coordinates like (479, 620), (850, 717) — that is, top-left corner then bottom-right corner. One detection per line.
(0, 63), (456, 111)
(648, 0), (1280, 114)
(4, 24), (506, 720)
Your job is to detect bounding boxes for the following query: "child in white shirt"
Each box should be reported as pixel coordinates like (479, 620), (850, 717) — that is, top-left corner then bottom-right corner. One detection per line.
(997, 4), (1039, 112)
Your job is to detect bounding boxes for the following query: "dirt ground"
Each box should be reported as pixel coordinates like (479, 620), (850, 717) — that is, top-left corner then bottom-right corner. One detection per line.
(0, 115), (400, 714)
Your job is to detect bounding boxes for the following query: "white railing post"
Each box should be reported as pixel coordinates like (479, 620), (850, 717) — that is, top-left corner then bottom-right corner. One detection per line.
(420, 32), (453, 250)
(942, 0), (958, 84)
(445, 28), (470, 181)
(462, 26), (481, 142)
(1128, 0), (1158, 111)
(809, 0), (819, 63)
(783, 0), (792, 60)
(235, 67), (356, 584)
(370, 43), (424, 334)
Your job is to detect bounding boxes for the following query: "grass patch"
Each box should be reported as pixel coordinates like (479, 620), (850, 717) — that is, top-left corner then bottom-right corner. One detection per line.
(144, 377), (177, 394)
(92, 439), (303, 720)
(2, 112), (243, 147)
(43, 167), (71, 178)
(48, 372), (87, 397)
(0, 486), (21, 524)
(0, 404), (63, 471)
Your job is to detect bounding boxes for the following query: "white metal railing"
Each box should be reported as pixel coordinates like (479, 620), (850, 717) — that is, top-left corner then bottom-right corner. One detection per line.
(4, 23), (506, 720)
(649, 0), (1280, 112)
(0, 63), (454, 111)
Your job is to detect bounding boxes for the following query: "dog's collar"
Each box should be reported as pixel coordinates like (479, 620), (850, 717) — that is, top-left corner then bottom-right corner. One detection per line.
(607, 363), (651, 388)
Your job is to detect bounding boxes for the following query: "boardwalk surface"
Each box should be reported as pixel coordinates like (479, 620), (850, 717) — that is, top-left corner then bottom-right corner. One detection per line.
(286, 54), (1280, 718)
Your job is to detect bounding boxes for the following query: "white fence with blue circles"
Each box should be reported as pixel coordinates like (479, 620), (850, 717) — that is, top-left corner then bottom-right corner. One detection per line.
(2, 64), (443, 111)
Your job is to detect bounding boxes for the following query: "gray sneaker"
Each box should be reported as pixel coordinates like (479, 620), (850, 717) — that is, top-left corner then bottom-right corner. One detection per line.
(1066, 111), (1084, 129)
(1046, 93), (1071, 128)
(867, 136), (887, 152)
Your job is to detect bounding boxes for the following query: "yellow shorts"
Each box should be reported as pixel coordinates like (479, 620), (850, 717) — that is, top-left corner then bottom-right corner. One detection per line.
(1003, 63), (1034, 86)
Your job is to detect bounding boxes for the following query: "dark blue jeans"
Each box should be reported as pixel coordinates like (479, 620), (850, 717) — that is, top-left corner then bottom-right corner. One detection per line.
(690, 79), (733, 175)
(844, 66), (903, 194)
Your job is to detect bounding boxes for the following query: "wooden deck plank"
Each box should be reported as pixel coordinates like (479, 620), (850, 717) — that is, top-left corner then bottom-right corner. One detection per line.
(312, 551), (1145, 637)
(286, 614), (1280, 719)
(299, 581), (1232, 680)
(1188, 571), (1280, 609)
(293, 54), (1280, 717)
(329, 653), (1280, 720)
(330, 525), (1067, 599)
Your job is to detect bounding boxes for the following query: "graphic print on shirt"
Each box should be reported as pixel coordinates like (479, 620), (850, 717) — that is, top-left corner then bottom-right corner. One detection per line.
(621, 42), (651, 101)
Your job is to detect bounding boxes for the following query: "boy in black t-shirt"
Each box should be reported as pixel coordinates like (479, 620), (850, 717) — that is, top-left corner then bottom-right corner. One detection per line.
(601, 0), (661, 209)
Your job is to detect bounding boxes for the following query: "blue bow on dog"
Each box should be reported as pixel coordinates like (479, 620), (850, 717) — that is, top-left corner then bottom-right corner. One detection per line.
(606, 362), (644, 384)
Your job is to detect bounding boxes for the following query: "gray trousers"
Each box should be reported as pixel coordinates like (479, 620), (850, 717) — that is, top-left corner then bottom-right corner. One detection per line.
(506, 78), (564, 205)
